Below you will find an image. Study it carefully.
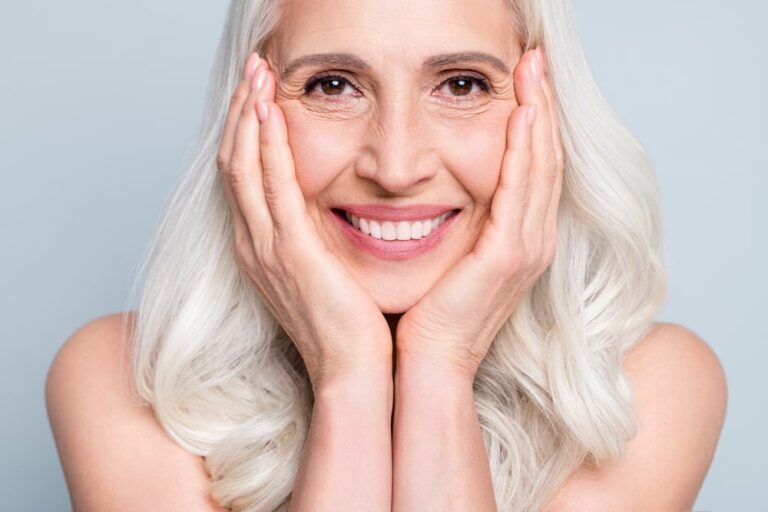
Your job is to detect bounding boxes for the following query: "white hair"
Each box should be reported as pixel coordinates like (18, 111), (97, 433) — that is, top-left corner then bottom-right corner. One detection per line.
(123, 0), (667, 510)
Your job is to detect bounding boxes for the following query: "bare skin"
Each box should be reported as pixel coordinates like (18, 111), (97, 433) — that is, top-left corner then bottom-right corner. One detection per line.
(45, 0), (727, 510)
(215, 1), (562, 503)
(46, 314), (726, 511)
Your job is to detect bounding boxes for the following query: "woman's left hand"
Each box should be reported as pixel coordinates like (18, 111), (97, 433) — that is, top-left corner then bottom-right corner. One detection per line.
(395, 47), (565, 380)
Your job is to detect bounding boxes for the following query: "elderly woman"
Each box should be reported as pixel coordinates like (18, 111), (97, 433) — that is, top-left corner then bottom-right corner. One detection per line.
(45, 0), (727, 510)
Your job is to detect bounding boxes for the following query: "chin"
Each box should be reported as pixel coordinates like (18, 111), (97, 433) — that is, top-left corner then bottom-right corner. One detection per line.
(366, 278), (428, 314)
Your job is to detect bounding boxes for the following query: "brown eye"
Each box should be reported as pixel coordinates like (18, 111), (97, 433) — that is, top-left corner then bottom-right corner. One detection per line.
(303, 73), (360, 98)
(435, 74), (492, 100)
(319, 78), (346, 96)
(447, 78), (473, 96)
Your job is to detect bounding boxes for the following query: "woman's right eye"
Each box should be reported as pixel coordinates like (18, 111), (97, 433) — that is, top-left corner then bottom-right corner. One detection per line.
(303, 73), (362, 99)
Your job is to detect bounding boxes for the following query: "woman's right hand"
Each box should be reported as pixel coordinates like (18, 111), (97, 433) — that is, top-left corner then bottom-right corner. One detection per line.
(216, 52), (392, 392)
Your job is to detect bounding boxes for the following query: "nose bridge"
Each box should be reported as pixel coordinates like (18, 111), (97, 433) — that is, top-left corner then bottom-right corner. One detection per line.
(359, 93), (436, 192)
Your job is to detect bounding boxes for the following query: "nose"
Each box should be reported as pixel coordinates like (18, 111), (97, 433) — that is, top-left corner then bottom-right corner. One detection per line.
(354, 100), (439, 194)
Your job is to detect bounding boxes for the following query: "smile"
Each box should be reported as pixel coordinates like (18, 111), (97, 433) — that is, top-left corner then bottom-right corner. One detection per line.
(330, 206), (461, 261)
(344, 210), (451, 240)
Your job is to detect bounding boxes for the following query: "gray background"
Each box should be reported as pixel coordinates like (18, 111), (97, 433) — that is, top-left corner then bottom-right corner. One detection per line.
(1, 1), (764, 510)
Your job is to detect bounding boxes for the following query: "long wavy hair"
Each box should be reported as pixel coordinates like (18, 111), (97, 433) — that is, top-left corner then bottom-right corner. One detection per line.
(122, 0), (667, 510)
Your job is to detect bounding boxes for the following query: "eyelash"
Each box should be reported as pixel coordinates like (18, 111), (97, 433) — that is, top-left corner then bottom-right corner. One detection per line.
(302, 71), (493, 101)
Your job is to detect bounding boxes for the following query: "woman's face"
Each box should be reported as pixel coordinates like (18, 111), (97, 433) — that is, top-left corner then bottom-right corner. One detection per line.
(266, 0), (522, 313)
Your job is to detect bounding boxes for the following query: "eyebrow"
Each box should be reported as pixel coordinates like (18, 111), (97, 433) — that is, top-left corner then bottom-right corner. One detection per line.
(280, 51), (511, 80)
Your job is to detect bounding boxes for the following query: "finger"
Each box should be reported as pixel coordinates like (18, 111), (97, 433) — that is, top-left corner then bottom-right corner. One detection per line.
(218, 53), (261, 260)
(515, 48), (558, 246)
(228, 58), (274, 232)
(256, 69), (311, 236)
(538, 49), (565, 175)
(537, 49), (565, 265)
(221, 168), (258, 269)
(485, 103), (536, 242)
(217, 52), (261, 176)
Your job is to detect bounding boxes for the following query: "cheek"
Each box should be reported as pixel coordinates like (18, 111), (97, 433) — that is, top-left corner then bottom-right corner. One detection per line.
(281, 107), (358, 199)
(431, 113), (509, 205)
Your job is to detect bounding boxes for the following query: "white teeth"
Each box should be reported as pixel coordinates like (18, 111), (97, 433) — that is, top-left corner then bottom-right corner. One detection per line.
(369, 220), (382, 239)
(343, 210), (454, 241)
(381, 221), (396, 240)
(411, 221), (422, 239)
(396, 221), (410, 240)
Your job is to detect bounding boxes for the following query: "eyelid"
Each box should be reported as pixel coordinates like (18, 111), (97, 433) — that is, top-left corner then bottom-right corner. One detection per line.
(303, 71), (363, 96)
(302, 70), (494, 100)
(434, 72), (494, 95)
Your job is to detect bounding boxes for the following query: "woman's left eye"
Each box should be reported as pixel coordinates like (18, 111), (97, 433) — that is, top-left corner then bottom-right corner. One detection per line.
(434, 75), (492, 99)
(302, 73), (492, 101)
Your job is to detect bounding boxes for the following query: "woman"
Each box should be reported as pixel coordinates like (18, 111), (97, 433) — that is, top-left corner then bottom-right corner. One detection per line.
(45, 0), (727, 510)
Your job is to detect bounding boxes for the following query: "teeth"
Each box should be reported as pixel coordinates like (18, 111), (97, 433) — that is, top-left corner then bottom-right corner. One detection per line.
(396, 221), (410, 241)
(343, 210), (453, 241)
(370, 220), (382, 239)
(382, 221), (396, 240)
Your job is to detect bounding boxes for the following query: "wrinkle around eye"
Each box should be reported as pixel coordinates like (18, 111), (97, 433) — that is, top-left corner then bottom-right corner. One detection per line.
(298, 98), (371, 120)
(427, 102), (496, 121)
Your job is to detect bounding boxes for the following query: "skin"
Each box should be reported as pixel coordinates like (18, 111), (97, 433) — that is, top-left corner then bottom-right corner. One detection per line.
(215, 0), (563, 509)
(42, 2), (728, 511)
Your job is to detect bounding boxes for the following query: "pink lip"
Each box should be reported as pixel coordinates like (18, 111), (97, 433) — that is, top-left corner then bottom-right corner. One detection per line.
(330, 208), (461, 261)
(333, 204), (458, 222)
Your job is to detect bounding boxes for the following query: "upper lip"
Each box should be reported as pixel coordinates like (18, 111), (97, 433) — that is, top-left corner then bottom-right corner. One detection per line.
(334, 204), (460, 222)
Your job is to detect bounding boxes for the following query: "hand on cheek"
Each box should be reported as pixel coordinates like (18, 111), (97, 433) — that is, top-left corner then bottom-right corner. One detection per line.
(395, 47), (566, 382)
(217, 53), (393, 392)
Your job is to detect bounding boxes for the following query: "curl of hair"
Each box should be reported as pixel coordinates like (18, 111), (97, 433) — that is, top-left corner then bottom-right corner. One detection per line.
(123, 0), (667, 510)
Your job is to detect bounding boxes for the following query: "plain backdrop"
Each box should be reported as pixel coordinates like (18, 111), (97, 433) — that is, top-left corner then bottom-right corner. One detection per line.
(1, 1), (765, 510)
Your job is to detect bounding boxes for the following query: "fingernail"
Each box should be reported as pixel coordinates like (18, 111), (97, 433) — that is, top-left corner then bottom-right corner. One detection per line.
(537, 47), (548, 74)
(527, 105), (537, 126)
(530, 53), (541, 83)
(252, 65), (267, 91)
(257, 100), (269, 122)
(244, 52), (260, 80)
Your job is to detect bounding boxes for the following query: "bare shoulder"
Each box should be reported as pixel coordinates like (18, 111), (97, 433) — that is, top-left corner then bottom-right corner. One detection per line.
(542, 321), (728, 511)
(45, 312), (226, 512)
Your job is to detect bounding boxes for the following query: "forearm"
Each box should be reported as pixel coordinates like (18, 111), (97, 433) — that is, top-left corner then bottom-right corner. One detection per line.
(392, 354), (497, 511)
(288, 369), (393, 512)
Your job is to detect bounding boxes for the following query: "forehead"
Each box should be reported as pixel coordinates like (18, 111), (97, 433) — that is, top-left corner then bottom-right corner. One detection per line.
(271, 0), (519, 69)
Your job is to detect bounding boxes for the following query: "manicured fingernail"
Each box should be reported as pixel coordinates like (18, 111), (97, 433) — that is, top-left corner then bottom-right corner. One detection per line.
(244, 52), (260, 80)
(257, 100), (269, 122)
(527, 105), (537, 126)
(537, 47), (547, 74)
(530, 53), (541, 83)
(252, 65), (267, 91)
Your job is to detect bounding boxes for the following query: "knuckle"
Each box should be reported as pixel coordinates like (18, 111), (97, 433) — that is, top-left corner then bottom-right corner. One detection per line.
(216, 152), (229, 173)
(518, 241), (539, 270)
(262, 177), (281, 204)
(240, 98), (256, 119)
(494, 246), (526, 276)
(233, 232), (252, 260)
(229, 87), (248, 108)
(226, 159), (248, 187)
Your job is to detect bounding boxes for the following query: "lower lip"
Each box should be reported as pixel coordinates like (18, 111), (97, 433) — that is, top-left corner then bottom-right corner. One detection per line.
(331, 210), (460, 261)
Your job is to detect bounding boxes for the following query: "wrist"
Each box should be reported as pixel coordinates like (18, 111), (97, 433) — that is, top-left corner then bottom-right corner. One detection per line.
(314, 364), (394, 413)
(395, 348), (476, 391)
(394, 351), (475, 414)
